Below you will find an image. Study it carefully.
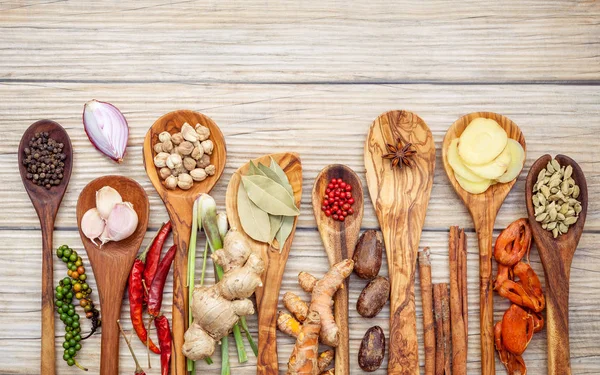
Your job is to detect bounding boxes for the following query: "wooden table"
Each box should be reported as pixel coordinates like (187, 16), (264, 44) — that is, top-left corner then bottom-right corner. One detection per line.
(1, 1), (598, 374)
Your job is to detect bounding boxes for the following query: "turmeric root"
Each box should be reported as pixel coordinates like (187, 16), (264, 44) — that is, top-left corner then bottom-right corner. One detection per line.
(278, 311), (302, 338)
(317, 349), (334, 372)
(287, 311), (321, 375)
(298, 271), (318, 293)
(320, 370), (334, 375)
(283, 292), (309, 322)
(309, 259), (354, 347)
(182, 227), (265, 361)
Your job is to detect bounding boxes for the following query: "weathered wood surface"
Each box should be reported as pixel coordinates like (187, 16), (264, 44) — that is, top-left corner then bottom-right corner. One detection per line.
(0, 1), (599, 374)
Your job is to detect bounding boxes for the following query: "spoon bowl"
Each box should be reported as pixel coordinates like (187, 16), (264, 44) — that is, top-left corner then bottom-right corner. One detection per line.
(311, 164), (364, 374)
(442, 112), (525, 374)
(525, 154), (587, 375)
(225, 153), (302, 375)
(18, 120), (73, 375)
(76, 175), (149, 375)
(143, 110), (226, 375)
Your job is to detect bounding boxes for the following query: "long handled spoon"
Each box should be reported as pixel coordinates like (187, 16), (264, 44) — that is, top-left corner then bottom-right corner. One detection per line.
(525, 154), (587, 375)
(18, 120), (73, 375)
(143, 110), (226, 375)
(76, 176), (149, 375)
(442, 112), (526, 374)
(225, 153), (302, 375)
(364, 110), (436, 374)
(312, 164), (364, 375)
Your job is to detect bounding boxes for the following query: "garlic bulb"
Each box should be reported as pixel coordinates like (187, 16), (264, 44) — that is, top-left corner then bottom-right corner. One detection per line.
(81, 208), (105, 246)
(96, 186), (123, 220)
(105, 202), (138, 242)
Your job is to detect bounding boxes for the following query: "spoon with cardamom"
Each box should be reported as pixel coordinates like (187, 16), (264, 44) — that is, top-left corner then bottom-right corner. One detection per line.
(525, 154), (588, 375)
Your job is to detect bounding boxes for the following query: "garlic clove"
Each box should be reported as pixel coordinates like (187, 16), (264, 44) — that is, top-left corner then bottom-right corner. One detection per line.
(81, 208), (105, 246)
(105, 202), (139, 242)
(99, 224), (111, 247)
(96, 186), (123, 220)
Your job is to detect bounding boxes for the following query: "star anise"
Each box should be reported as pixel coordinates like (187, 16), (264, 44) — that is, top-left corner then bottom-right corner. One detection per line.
(383, 137), (417, 168)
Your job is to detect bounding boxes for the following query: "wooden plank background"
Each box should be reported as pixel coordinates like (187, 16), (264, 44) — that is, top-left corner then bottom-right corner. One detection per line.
(0, 1), (599, 374)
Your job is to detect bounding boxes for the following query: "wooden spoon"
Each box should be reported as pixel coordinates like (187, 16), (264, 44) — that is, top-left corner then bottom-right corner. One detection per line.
(18, 120), (73, 375)
(364, 110), (436, 374)
(225, 153), (302, 375)
(525, 154), (587, 375)
(442, 112), (526, 374)
(76, 176), (149, 375)
(143, 110), (226, 375)
(311, 164), (364, 375)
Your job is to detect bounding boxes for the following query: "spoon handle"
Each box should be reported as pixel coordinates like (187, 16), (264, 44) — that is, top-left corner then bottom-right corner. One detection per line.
(545, 269), (572, 374)
(40, 220), (56, 375)
(474, 218), (496, 375)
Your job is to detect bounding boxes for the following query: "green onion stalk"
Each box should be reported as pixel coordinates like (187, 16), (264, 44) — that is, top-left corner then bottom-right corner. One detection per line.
(198, 194), (249, 364)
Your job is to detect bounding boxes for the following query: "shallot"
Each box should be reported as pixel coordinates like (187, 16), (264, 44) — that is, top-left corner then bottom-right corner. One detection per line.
(83, 99), (129, 162)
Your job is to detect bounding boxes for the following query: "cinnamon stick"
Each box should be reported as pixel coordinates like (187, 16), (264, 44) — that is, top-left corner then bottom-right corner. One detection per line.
(433, 283), (445, 375)
(441, 283), (451, 375)
(459, 228), (468, 340)
(449, 226), (467, 375)
(419, 247), (435, 375)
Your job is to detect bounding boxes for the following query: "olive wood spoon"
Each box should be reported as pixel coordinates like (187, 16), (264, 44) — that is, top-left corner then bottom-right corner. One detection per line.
(225, 153), (302, 375)
(76, 176), (149, 375)
(18, 120), (73, 375)
(143, 110), (226, 375)
(525, 154), (587, 375)
(364, 110), (435, 374)
(442, 112), (526, 374)
(311, 164), (364, 375)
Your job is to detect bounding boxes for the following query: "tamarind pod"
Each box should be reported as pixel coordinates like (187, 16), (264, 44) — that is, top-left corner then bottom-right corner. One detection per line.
(494, 218), (531, 266)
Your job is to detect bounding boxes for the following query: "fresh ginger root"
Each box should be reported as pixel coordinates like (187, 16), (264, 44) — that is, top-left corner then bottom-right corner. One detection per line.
(182, 228), (265, 361)
(287, 311), (321, 375)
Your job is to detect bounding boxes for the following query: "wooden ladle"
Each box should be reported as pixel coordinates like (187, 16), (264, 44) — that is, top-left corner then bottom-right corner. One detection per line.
(225, 153), (302, 375)
(442, 112), (526, 374)
(525, 154), (587, 375)
(143, 110), (226, 375)
(18, 120), (73, 375)
(364, 110), (436, 374)
(311, 164), (364, 375)
(76, 175), (149, 375)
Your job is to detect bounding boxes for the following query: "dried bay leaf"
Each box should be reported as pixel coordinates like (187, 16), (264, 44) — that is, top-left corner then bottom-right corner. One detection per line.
(242, 175), (300, 216)
(275, 215), (295, 252)
(269, 157), (294, 195)
(237, 182), (271, 243)
(269, 214), (284, 248)
(248, 160), (265, 176)
(258, 162), (286, 187)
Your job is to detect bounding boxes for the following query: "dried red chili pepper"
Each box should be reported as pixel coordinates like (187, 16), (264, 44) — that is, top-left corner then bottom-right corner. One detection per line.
(147, 244), (176, 317)
(142, 221), (172, 302)
(128, 257), (161, 354)
(155, 315), (172, 375)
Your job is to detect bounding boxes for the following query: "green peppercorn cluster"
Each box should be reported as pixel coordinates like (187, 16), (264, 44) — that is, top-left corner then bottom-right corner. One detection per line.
(55, 277), (86, 370)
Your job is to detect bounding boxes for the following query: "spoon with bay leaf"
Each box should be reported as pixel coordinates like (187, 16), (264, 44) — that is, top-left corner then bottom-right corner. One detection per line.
(225, 153), (302, 375)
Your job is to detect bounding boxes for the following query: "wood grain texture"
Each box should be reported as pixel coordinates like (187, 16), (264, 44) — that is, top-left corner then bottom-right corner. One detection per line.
(525, 154), (588, 375)
(143, 110), (226, 375)
(76, 176), (149, 375)
(312, 164), (364, 375)
(365, 110), (436, 374)
(225, 153), (302, 375)
(442, 112), (526, 375)
(0, 1), (599, 83)
(17, 120), (72, 375)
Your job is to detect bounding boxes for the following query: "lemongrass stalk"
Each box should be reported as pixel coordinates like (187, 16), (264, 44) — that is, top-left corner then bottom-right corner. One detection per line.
(199, 195), (247, 363)
(221, 336), (230, 375)
(240, 317), (258, 357)
(186, 199), (199, 373)
(200, 241), (209, 287)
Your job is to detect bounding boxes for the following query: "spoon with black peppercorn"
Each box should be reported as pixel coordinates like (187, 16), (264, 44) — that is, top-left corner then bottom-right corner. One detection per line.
(18, 120), (73, 375)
